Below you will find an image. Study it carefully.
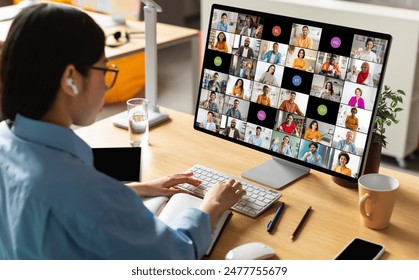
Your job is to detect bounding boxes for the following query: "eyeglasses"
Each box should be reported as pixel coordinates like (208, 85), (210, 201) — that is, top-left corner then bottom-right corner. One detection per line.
(88, 64), (119, 89)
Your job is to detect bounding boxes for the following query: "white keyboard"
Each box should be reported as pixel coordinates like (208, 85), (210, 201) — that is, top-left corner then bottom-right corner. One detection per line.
(177, 165), (282, 218)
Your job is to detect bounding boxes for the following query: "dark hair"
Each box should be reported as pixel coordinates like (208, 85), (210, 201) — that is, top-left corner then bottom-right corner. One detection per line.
(365, 38), (374, 47)
(338, 151), (350, 164)
(324, 81), (334, 95)
(266, 64), (276, 73)
(286, 113), (293, 119)
(0, 3), (105, 121)
(309, 142), (318, 149)
(208, 111), (215, 117)
(309, 120), (319, 131)
(256, 126), (262, 131)
(298, 49), (305, 58)
(355, 87), (363, 96)
(234, 79), (244, 90)
(217, 32), (226, 42)
(221, 13), (227, 18)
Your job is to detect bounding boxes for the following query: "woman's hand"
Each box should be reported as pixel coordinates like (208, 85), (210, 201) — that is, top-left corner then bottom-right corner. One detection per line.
(126, 172), (201, 197)
(200, 179), (246, 227)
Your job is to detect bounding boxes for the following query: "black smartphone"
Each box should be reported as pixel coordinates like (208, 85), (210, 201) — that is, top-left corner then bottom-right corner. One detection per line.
(334, 238), (385, 260)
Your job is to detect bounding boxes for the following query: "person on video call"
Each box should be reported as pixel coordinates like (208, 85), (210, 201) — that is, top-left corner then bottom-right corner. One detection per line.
(332, 152), (352, 176)
(277, 113), (299, 136)
(231, 78), (245, 99)
(248, 126), (263, 147)
(278, 91), (304, 116)
(207, 91), (219, 113)
(240, 16), (261, 37)
(348, 87), (365, 109)
(225, 99), (243, 120)
(292, 49), (307, 71)
(260, 42), (282, 65)
(346, 65), (357, 83)
(345, 107), (359, 132)
(222, 118), (241, 140)
(302, 142), (323, 166)
(304, 120), (322, 142)
(217, 12), (229, 32)
(271, 135), (293, 157)
(235, 37), (255, 59)
(356, 62), (373, 87)
(258, 64), (279, 86)
(320, 54), (342, 79)
(336, 131), (357, 155)
(233, 58), (252, 79)
(0, 3), (245, 260)
(199, 111), (217, 132)
(207, 72), (221, 92)
(256, 85), (272, 106)
(320, 81), (335, 101)
(353, 38), (377, 63)
(213, 32), (228, 53)
(295, 25), (313, 49)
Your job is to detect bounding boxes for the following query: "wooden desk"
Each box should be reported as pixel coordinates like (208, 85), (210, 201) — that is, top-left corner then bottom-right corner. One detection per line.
(76, 108), (419, 260)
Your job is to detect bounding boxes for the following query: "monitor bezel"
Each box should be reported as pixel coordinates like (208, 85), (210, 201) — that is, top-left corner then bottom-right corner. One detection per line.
(194, 3), (392, 184)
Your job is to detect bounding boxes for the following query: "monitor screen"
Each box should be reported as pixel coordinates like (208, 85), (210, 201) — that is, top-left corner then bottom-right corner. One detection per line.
(194, 4), (391, 185)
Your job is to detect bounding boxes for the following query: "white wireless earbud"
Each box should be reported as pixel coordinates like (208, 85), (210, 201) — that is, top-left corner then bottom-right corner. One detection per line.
(66, 78), (79, 95)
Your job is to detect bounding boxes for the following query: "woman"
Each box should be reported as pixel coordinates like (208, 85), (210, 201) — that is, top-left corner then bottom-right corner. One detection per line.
(279, 136), (293, 156)
(258, 64), (278, 86)
(332, 152), (352, 176)
(0, 3), (244, 260)
(348, 87), (365, 109)
(304, 120), (322, 142)
(231, 78), (244, 99)
(320, 81), (334, 101)
(277, 113), (299, 136)
(213, 32), (228, 53)
(292, 49), (307, 71)
(356, 62), (373, 86)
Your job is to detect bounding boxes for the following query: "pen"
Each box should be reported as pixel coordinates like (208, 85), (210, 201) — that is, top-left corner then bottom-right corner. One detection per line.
(267, 202), (285, 233)
(290, 206), (312, 241)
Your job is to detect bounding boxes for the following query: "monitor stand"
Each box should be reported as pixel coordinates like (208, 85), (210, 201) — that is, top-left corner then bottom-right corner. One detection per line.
(242, 157), (310, 189)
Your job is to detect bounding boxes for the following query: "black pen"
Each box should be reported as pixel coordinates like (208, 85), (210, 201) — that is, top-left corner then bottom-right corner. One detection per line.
(290, 206), (312, 241)
(267, 202), (285, 233)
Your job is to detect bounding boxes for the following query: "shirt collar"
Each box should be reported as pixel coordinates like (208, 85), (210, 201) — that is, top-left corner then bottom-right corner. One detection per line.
(12, 114), (93, 165)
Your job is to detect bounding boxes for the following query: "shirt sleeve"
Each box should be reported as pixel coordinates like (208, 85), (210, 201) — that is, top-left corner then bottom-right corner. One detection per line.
(84, 188), (212, 260)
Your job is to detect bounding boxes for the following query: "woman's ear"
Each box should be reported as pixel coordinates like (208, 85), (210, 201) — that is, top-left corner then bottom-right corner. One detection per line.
(61, 65), (80, 96)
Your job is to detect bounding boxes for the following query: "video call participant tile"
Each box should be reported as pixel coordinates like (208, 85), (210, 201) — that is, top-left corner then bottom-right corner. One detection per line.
(318, 28), (353, 57)
(281, 67), (313, 94)
(260, 15), (292, 44)
(305, 96), (340, 126)
(247, 102), (277, 129)
(203, 49), (232, 74)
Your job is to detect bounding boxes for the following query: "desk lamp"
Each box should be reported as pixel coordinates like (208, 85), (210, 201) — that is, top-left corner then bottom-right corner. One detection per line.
(112, 0), (169, 129)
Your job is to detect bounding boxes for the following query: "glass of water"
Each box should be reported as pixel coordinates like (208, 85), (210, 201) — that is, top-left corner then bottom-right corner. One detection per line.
(127, 98), (149, 147)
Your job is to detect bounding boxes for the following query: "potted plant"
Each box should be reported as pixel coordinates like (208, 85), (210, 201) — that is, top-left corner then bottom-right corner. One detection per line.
(363, 85), (405, 174)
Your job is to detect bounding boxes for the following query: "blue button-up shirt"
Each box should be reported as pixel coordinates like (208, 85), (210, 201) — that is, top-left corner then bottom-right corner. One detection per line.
(0, 115), (211, 259)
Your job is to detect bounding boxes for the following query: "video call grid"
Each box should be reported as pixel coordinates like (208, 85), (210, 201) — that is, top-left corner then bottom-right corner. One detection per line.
(195, 5), (390, 179)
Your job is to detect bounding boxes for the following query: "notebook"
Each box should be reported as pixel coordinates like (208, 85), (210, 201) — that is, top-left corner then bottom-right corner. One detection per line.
(158, 193), (232, 256)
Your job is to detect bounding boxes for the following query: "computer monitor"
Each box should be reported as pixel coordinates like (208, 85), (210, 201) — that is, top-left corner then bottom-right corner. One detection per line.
(194, 4), (391, 188)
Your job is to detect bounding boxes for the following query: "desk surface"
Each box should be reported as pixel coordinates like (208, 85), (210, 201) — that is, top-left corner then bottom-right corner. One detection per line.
(76, 108), (419, 260)
(0, 4), (198, 60)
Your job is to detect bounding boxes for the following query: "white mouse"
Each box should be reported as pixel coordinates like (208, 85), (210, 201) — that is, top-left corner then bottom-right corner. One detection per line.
(225, 242), (275, 260)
